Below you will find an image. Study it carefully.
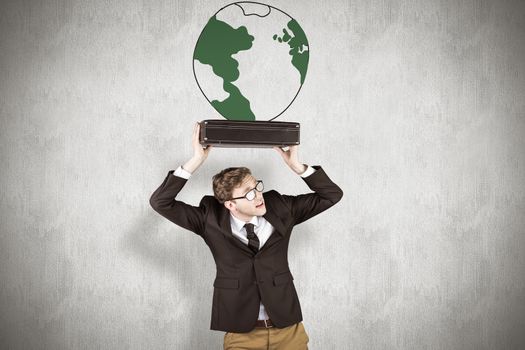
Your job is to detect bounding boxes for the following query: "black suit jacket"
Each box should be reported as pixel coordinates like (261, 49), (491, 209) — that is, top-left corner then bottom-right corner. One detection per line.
(149, 165), (343, 333)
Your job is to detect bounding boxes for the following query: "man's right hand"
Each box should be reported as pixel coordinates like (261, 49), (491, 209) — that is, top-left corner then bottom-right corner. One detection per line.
(192, 122), (212, 160)
(182, 122), (212, 174)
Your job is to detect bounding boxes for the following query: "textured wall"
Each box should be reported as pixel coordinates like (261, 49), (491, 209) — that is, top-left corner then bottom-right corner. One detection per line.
(1, 0), (524, 349)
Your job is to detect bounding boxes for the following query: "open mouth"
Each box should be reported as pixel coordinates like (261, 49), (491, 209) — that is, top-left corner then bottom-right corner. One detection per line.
(256, 202), (265, 208)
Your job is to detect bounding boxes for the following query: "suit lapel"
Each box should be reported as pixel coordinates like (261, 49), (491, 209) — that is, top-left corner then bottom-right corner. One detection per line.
(263, 208), (286, 237)
(218, 206), (254, 256)
(260, 193), (287, 252)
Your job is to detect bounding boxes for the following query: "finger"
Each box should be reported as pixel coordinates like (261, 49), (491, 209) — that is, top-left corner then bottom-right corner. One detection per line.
(192, 124), (197, 138)
(273, 146), (284, 154)
(193, 123), (200, 140)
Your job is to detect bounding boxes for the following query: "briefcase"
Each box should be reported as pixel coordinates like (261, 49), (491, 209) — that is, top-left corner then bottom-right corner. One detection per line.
(199, 120), (300, 148)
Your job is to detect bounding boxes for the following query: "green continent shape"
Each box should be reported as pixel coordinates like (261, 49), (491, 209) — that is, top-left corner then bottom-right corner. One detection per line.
(194, 15), (255, 121)
(211, 82), (253, 121)
(273, 19), (309, 85)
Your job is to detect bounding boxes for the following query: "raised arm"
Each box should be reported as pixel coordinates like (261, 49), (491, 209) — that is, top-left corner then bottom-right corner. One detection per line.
(281, 165), (343, 225)
(149, 122), (213, 236)
(274, 145), (343, 225)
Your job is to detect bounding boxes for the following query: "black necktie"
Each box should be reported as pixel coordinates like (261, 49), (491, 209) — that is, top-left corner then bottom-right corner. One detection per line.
(244, 223), (259, 254)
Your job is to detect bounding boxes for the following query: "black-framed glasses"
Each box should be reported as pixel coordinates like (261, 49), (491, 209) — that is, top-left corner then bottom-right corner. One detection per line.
(229, 180), (264, 201)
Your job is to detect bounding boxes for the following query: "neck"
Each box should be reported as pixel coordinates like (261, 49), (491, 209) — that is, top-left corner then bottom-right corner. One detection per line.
(231, 211), (255, 223)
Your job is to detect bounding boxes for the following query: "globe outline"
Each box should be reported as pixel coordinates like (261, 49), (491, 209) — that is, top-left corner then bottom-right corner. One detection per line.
(192, 1), (309, 122)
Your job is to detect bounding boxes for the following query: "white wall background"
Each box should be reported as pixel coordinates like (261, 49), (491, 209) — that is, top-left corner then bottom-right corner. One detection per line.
(1, 0), (524, 349)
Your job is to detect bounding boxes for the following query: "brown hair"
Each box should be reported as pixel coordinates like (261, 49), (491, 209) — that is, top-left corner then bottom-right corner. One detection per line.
(212, 167), (252, 203)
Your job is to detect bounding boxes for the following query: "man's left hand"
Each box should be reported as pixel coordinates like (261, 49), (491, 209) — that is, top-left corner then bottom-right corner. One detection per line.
(273, 145), (306, 175)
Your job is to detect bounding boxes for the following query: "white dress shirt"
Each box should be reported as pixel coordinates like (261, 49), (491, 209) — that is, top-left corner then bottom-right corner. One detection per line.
(172, 164), (316, 320)
(229, 214), (274, 320)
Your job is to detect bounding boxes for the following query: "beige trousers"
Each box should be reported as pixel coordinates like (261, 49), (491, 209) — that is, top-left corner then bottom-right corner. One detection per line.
(223, 322), (309, 350)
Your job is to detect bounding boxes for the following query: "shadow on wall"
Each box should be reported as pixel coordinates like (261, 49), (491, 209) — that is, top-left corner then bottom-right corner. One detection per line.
(121, 215), (218, 349)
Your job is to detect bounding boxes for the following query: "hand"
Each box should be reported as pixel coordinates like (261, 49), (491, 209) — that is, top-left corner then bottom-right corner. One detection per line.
(192, 122), (212, 160)
(273, 145), (306, 174)
(182, 122), (212, 174)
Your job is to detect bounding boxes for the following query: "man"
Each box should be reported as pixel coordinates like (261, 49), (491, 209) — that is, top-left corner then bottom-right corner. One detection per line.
(149, 122), (343, 350)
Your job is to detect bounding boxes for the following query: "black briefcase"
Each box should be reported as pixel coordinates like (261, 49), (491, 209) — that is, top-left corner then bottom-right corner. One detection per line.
(199, 120), (300, 148)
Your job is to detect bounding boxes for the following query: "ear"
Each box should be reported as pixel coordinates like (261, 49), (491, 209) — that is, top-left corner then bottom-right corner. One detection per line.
(223, 200), (235, 211)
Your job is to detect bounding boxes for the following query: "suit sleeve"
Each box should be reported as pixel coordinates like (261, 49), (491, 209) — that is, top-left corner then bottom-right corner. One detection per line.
(149, 170), (207, 236)
(281, 165), (344, 225)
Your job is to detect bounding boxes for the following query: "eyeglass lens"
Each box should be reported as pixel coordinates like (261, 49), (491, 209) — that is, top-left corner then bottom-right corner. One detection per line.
(245, 181), (263, 201)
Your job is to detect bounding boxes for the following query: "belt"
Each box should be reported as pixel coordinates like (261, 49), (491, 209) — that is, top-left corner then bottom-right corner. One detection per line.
(254, 319), (274, 328)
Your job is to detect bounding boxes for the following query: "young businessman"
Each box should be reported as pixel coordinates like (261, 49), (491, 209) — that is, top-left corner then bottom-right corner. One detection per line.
(149, 123), (343, 350)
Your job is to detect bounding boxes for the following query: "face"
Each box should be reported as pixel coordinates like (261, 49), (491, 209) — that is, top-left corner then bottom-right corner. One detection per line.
(224, 175), (266, 221)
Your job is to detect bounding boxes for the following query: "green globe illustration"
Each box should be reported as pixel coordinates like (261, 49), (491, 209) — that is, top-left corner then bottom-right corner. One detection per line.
(193, 2), (309, 121)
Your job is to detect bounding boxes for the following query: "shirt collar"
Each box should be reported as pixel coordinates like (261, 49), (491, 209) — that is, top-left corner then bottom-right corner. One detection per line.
(230, 213), (259, 232)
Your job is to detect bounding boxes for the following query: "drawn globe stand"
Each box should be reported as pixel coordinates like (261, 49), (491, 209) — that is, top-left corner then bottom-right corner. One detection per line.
(192, 1), (309, 147)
